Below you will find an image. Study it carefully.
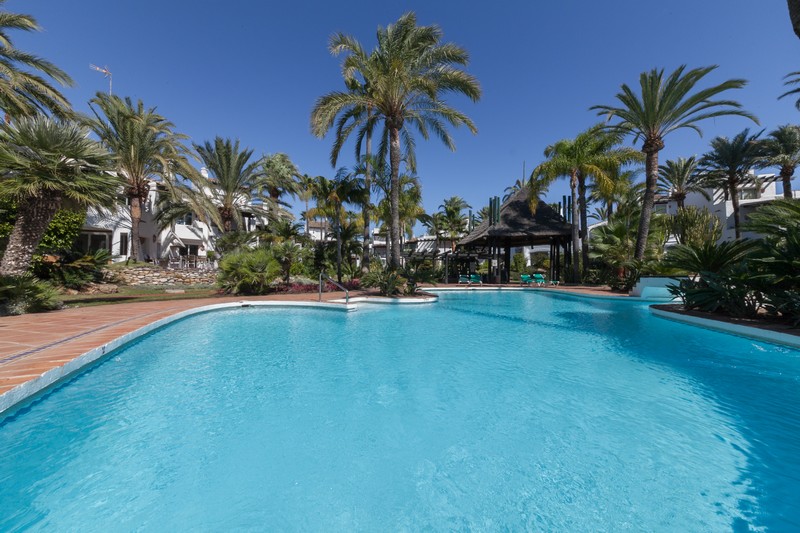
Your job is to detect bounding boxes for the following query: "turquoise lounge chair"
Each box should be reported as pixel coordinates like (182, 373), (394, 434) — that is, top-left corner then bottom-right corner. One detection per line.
(520, 274), (534, 285)
(458, 274), (482, 285)
(532, 273), (559, 286)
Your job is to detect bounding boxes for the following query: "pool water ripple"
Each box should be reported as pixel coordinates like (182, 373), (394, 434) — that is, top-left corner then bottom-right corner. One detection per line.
(1, 291), (799, 530)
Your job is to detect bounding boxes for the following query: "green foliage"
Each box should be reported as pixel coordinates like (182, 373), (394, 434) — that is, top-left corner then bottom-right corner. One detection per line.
(34, 249), (111, 290)
(213, 231), (257, 258)
(0, 274), (62, 315)
(662, 239), (759, 274)
(361, 262), (403, 296)
(270, 241), (311, 285)
(37, 209), (86, 253)
(399, 260), (440, 295)
(668, 206), (721, 248)
(217, 248), (281, 295)
(510, 253), (527, 276)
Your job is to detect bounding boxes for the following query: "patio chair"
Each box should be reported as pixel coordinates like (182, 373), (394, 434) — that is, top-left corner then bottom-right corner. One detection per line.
(458, 275), (470, 284)
(469, 274), (482, 285)
(532, 273), (547, 286)
(520, 274), (534, 285)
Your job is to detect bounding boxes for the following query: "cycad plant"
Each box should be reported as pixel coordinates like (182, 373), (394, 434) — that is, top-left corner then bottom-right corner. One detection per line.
(0, 116), (120, 275)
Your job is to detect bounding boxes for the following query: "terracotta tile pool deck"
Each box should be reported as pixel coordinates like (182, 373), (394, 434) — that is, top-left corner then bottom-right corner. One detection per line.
(0, 285), (623, 412)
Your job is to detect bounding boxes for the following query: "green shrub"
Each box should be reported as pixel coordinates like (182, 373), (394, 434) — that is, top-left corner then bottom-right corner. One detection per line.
(217, 248), (281, 295)
(361, 263), (403, 296)
(34, 249), (111, 290)
(0, 274), (62, 315)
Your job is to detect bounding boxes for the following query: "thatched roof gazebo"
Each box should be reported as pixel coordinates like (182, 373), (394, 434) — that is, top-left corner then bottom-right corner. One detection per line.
(456, 186), (573, 283)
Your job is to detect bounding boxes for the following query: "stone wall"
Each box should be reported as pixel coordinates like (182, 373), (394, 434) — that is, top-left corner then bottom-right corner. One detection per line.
(103, 266), (218, 287)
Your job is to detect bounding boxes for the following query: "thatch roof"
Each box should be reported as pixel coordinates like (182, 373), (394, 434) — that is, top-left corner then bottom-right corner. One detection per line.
(459, 186), (572, 248)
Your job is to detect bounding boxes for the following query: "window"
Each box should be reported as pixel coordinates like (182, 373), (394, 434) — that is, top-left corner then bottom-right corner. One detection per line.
(176, 213), (194, 225)
(76, 231), (112, 254)
(119, 233), (129, 256)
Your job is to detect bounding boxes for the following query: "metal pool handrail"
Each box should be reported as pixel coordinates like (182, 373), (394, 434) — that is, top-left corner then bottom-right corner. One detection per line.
(319, 272), (349, 304)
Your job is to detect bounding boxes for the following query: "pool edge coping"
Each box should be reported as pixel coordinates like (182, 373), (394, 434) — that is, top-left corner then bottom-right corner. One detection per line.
(650, 307), (800, 349)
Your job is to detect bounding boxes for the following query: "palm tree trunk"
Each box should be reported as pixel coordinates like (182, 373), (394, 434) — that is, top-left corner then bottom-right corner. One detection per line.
(570, 173), (580, 283)
(729, 178), (742, 239)
(578, 172), (589, 278)
(335, 217), (343, 283)
(782, 167), (794, 198)
(635, 146), (660, 260)
(389, 125), (402, 269)
(0, 194), (61, 276)
(130, 195), (143, 262)
(361, 114), (372, 273)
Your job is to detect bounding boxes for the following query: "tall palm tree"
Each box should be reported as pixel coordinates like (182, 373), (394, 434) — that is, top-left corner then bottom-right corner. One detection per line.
(311, 12), (481, 268)
(699, 128), (765, 239)
(789, 0), (800, 39)
(192, 137), (283, 234)
(0, 2), (73, 119)
(533, 125), (641, 281)
(0, 116), (121, 275)
(503, 179), (525, 201)
(657, 156), (710, 209)
(86, 93), (189, 261)
(310, 172), (362, 282)
(592, 65), (756, 259)
(760, 124), (800, 198)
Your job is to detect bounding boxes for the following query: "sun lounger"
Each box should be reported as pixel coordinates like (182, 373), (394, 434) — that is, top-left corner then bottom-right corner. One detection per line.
(520, 274), (534, 285)
(458, 274), (482, 285)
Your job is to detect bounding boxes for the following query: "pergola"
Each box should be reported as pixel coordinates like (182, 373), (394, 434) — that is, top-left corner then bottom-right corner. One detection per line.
(456, 186), (573, 283)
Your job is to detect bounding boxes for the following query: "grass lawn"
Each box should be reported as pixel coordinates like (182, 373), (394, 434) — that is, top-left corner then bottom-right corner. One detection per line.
(61, 286), (221, 307)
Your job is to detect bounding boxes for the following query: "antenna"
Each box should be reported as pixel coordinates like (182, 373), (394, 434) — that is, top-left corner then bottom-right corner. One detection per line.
(89, 64), (112, 95)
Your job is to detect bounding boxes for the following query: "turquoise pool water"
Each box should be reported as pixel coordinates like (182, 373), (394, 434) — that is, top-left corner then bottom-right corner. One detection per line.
(1, 291), (799, 530)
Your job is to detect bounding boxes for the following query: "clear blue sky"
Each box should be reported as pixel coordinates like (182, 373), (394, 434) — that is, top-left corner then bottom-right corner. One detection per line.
(14, 0), (800, 219)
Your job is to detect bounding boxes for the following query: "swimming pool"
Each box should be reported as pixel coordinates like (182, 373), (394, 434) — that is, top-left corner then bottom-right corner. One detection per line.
(1, 291), (798, 530)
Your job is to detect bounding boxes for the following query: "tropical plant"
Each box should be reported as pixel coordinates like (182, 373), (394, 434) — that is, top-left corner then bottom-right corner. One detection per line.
(779, 71), (800, 110)
(438, 196), (471, 251)
(258, 152), (300, 205)
(668, 206), (722, 247)
(86, 93), (189, 260)
(193, 137), (278, 233)
(533, 124), (641, 281)
(0, 1), (73, 119)
(657, 157), (710, 209)
(759, 124), (800, 198)
(503, 179), (525, 201)
(270, 241), (310, 286)
(0, 273), (61, 315)
(361, 261), (403, 296)
(699, 128), (764, 239)
(310, 172), (363, 282)
(589, 167), (640, 219)
(399, 259), (439, 294)
(592, 65), (756, 259)
(35, 248), (111, 290)
(311, 12), (481, 268)
(0, 116), (119, 276)
(217, 247), (281, 295)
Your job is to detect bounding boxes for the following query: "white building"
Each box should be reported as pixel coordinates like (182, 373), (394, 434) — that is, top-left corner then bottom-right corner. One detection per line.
(78, 180), (267, 267)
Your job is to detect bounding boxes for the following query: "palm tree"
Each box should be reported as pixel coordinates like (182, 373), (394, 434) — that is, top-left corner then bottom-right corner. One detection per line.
(589, 166), (640, 219)
(760, 124), (800, 198)
(789, 0), (800, 39)
(193, 137), (275, 234)
(592, 65), (756, 259)
(699, 128), (765, 239)
(310, 172), (362, 282)
(503, 179), (525, 201)
(780, 72), (800, 110)
(533, 125), (641, 281)
(0, 2), (73, 119)
(311, 12), (481, 268)
(657, 157), (710, 209)
(439, 196), (471, 251)
(0, 116), (121, 275)
(86, 93), (189, 261)
(258, 152), (299, 205)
